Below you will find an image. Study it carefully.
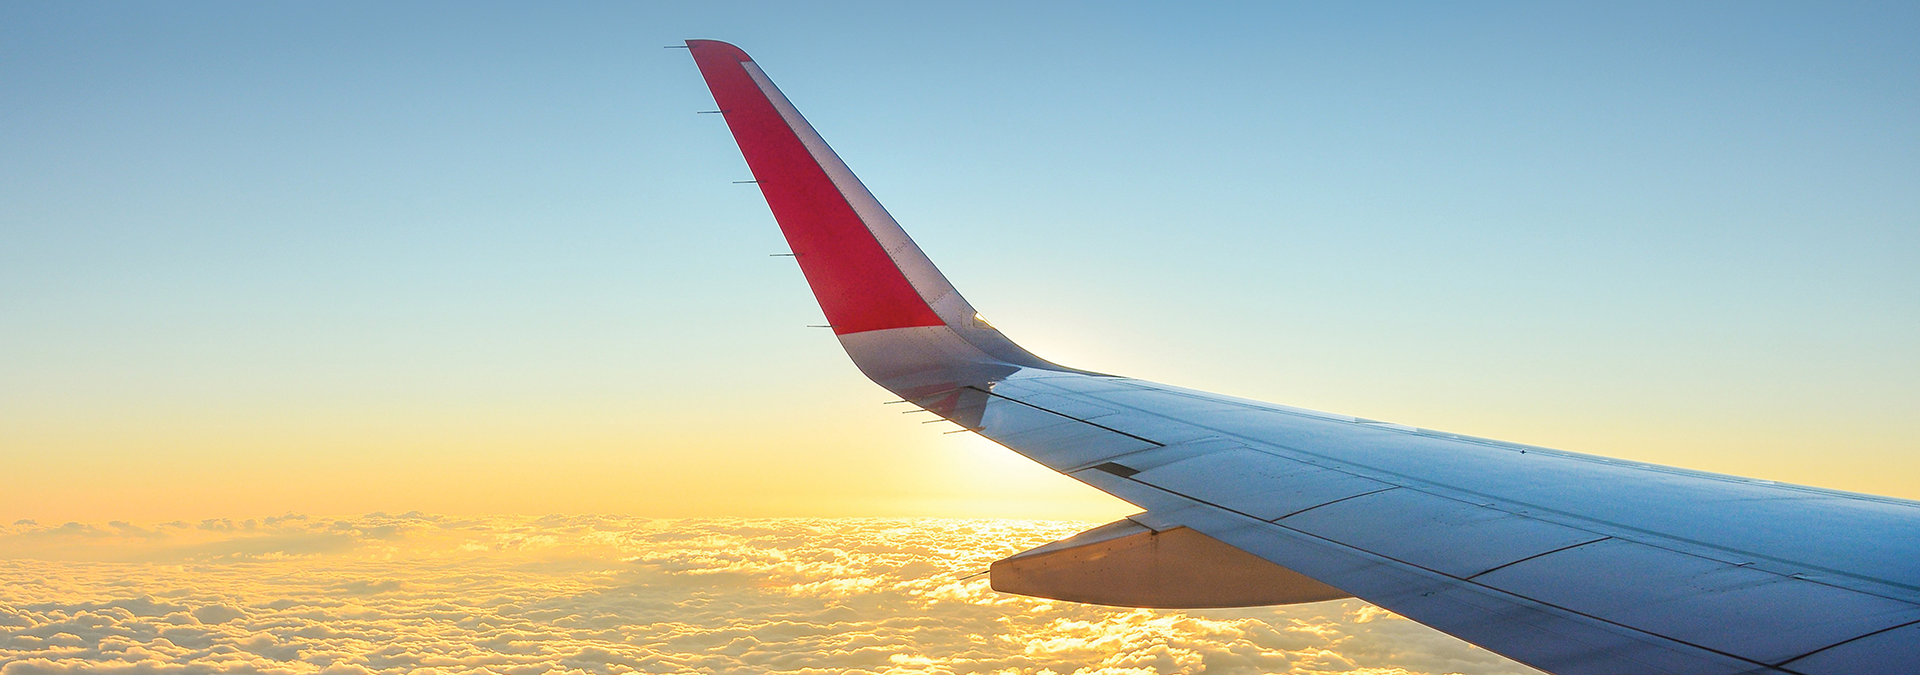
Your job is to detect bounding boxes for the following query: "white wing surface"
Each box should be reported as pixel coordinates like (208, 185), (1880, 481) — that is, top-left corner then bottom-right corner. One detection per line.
(685, 40), (1920, 675)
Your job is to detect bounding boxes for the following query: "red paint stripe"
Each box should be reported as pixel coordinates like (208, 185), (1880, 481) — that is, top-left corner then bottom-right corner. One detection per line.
(688, 40), (945, 336)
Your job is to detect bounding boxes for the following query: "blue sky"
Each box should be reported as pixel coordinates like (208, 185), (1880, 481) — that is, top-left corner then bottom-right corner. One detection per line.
(2, 2), (1916, 519)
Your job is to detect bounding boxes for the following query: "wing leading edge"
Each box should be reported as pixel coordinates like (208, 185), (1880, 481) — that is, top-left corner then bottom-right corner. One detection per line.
(684, 40), (1920, 675)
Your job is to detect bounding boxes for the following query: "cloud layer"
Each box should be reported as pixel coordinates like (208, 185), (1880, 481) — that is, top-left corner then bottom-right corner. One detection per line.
(0, 515), (1541, 674)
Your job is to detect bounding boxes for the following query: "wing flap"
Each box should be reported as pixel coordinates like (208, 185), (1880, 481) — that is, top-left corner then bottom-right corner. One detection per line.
(1783, 622), (1920, 674)
(1278, 488), (1610, 579)
(1083, 471), (1765, 675)
(1475, 538), (1920, 665)
(988, 518), (1351, 608)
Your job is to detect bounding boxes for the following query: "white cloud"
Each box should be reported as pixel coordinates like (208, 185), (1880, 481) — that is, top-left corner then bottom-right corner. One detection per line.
(0, 516), (1542, 675)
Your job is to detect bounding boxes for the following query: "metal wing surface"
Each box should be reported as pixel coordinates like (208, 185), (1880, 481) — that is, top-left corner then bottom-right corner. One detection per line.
(684, 40), (1920, 675)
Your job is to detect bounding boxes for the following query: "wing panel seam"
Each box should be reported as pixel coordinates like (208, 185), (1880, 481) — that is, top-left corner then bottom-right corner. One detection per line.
(1067, 384), (1920, 601)
(1465, 537), (1612, 580)
(1105, 474), (1809, 674)
(970, 385), (1165, 448)
(1774, 617), (1920, 669)
(1269, 486), (1400, 521)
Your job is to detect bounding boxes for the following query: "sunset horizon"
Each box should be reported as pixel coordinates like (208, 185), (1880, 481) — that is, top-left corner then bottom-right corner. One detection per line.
(5, 2), (1916, 673)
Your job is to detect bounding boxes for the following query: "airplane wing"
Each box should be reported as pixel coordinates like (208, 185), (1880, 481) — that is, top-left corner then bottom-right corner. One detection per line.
(683, 40), (1920, 675)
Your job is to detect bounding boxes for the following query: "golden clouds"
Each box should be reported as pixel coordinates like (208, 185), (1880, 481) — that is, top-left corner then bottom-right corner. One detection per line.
(0, 515), (1541, 674)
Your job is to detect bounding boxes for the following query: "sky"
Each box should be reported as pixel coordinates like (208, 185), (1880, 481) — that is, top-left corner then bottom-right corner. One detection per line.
(3, 1), (1919, 523)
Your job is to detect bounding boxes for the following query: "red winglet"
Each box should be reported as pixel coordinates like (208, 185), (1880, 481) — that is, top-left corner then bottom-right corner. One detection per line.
(687, 40), (946, 336)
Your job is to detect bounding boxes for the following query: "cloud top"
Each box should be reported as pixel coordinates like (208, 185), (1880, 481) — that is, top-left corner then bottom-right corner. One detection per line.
(0, 515), (1540, 674)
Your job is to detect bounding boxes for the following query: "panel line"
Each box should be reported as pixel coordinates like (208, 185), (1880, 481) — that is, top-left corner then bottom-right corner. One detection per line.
(1100, 474), (1806, 675)
(1465, 537), (1612, 580)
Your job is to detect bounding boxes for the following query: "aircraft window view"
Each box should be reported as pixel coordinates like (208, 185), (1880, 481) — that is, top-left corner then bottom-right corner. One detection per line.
(3, 4), (1915, 675)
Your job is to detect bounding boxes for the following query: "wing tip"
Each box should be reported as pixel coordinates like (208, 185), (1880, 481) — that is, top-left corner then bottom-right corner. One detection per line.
(685, 39), (752, 62)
